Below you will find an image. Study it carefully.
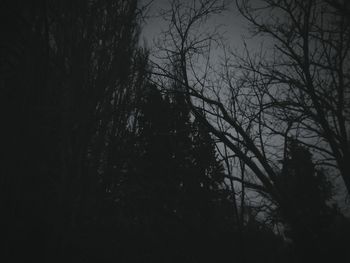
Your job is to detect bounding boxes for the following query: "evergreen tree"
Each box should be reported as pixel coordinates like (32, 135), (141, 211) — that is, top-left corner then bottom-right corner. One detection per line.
(276, 140), (336, 262)
(106, 84), (233, 261)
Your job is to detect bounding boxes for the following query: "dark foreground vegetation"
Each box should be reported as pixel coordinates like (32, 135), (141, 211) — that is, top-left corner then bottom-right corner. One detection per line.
(2, 0), (350, 262)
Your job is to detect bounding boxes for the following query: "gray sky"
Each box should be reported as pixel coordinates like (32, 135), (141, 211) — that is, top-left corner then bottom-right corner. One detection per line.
(140, 0), (256, 52)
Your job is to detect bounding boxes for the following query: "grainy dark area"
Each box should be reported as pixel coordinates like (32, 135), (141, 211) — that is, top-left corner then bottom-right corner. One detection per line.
(1, 0), (349, 262)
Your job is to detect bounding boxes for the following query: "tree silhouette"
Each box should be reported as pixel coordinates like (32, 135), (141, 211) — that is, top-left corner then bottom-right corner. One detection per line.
(2, 0), (144, 261)
(98, 84), (235, 261)
(276, 141), (337, 262)
(235, 0), (350, 194)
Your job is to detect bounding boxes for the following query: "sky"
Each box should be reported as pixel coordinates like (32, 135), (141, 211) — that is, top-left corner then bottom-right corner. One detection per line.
(140, 0), (258, 52)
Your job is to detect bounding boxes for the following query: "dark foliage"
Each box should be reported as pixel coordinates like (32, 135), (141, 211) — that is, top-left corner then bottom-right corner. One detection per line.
(275, 141), (350, 262)
(94, 85), (237, 261)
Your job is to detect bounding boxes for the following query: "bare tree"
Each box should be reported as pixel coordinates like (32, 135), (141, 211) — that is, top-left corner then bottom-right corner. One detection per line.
(234, 0), (350, 194)
(152, 0), (349, 228)
(150, 2), (350, 261)
(152, 0), (285, 216)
